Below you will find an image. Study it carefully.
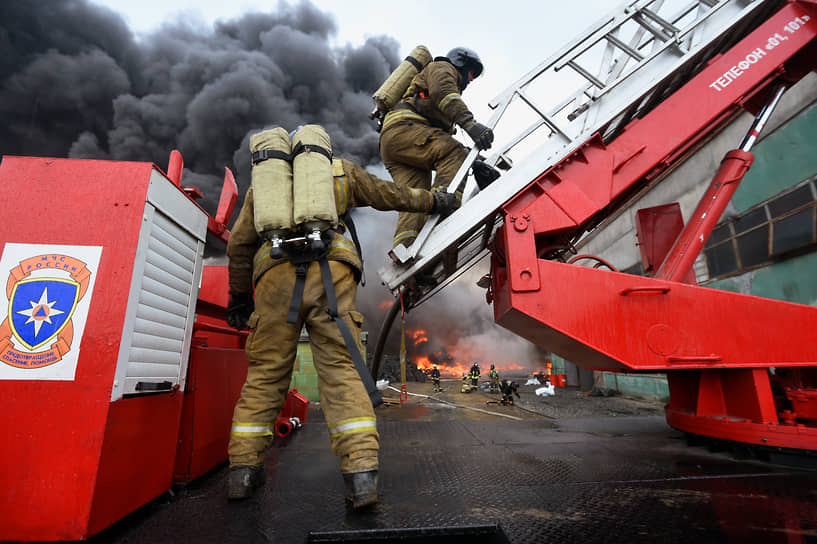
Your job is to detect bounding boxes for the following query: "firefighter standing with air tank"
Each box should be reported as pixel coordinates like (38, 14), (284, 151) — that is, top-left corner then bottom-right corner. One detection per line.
(374, 46), (499, 251)
(224, 125), (459, 508)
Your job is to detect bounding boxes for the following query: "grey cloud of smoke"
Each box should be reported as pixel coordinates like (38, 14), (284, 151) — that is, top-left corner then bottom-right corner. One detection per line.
(1, 0), (397, 215)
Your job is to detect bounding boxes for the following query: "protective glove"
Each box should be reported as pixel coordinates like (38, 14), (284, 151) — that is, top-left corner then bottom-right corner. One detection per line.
(466, 122), (494, 150)
(430, 190), (461, 217)
(226, 291), (254, 330)
(471, 159), (501, 190)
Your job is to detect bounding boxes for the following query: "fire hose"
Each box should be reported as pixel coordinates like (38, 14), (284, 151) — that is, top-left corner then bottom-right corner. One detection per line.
(370, 295), (401, 382)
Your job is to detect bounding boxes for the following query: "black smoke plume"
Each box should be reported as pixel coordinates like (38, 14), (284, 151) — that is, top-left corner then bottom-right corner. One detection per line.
(0, 0), (398, 215)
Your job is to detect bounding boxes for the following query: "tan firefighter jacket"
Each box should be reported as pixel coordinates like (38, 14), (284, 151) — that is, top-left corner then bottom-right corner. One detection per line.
(227, 158), (435, 294)
(383, 60), (477, 134)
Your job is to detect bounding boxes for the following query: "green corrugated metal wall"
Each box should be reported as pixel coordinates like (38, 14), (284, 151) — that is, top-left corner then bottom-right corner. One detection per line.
(732, 105), (817, 213)
(288, 332), (368, 403)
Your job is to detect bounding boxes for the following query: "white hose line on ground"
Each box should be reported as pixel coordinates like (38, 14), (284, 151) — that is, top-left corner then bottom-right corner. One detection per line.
(386, 386), (523, 421)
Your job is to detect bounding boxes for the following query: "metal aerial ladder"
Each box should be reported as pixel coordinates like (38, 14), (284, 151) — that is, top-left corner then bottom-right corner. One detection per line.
(379, 0), (790, 306)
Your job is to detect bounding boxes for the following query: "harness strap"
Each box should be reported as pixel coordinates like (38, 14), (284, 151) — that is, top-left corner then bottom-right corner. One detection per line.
(340, 212), (365, 286)
(381, 106), (430, 132)
(404, 54), (423, 71)
(286, 263), (308, 324)
(251, 149), (291, 165)
(318, 258), (383, 407)
(291, 141), (332, 162)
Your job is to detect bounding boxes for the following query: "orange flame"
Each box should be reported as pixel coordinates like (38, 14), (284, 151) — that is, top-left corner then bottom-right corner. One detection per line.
(407, 328), (428, 345)
(402, 329), (546, 379)
(414, 355), (433, 371)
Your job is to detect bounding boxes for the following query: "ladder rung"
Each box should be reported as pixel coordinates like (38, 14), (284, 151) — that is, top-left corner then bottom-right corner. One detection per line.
(636, 8), (680, 41)
(517, 89), (573, 141)
(605, 33), (645, 62)
(567, 60), (606, 90)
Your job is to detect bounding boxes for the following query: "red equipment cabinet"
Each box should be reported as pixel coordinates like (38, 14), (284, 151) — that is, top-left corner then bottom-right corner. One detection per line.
(0, 155), (238, 541)
(173, 264), (249, 483)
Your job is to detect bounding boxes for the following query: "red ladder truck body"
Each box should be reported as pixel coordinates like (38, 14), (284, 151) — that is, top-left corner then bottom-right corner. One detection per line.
(380, 0), (817, 453)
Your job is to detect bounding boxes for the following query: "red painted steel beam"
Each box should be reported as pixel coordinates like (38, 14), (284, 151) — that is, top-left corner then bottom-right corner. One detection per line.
(657, 82), (789, 281)
(493, 258), (817, 372)
(666, 407), (817, 450)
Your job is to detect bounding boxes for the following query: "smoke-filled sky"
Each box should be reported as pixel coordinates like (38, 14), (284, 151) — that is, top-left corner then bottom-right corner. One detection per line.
(0, 0), (609, 372)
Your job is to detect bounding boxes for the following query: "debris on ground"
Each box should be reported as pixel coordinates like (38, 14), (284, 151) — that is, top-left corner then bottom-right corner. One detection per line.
(535, 384), (555, 397)
(380, 378), (666, 420)
(515, 382), (666, 418)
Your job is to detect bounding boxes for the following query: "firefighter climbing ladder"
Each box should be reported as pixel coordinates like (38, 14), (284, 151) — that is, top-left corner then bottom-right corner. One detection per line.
(379, 0), (780, 304)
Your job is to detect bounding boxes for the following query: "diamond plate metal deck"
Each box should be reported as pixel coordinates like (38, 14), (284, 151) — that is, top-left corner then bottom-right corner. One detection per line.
(84, 399), (817, 544)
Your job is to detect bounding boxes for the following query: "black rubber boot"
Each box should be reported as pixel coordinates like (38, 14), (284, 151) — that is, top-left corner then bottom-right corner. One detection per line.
(343, 470), (378, 509)
(472, 159), (500, 190)
(227, 465), (265, 500)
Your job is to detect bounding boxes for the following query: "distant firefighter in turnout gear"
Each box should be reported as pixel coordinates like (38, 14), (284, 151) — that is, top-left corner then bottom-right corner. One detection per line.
(488, 364), (500, 393)
(469, 362), (480, 387)
(225, 125), (459, 508)
(379, 46), (497, 250)
(430, 364), (442, 392)
(461, 373), (473, 393)
(500, 379), (520, 405)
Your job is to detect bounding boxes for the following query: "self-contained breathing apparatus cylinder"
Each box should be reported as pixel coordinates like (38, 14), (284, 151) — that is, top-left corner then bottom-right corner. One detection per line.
(250, 127), (293, 258)
(291, 124), (337, 251)
(370, 45), (432, 124)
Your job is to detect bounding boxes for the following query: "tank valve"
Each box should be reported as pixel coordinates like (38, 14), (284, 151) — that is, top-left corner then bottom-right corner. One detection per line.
(269, 235), (284, 259)
(306, 229), (324, 251)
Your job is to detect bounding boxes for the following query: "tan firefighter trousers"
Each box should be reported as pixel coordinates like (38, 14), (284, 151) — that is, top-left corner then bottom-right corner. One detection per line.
(228, 260), (379, 474)
(380, 122), (467, 248)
